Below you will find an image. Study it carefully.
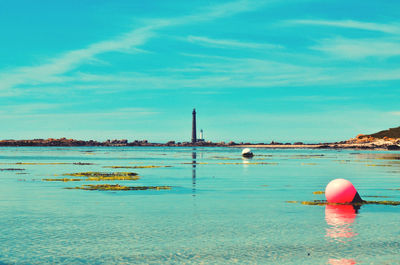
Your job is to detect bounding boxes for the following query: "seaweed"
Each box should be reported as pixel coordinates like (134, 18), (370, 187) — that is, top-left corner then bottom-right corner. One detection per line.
(0, 168), (25, 171)
(43, 171), (141, 182)
(0, 162), (94, 166)
(287, 200), (400, 206)
(210, 156), (241, 160)
(15, 162), (70, 165)
(103, 165), (171, 169)
(43, 178), (82, 182)
(65, 184), (171, 191)
(64, 172), (140, 181)
(217, 162), (278, 165)
(312, 191), (325, 195)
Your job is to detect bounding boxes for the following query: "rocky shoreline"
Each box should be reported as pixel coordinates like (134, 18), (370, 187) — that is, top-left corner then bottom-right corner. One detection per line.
(0, 135), (399, 150)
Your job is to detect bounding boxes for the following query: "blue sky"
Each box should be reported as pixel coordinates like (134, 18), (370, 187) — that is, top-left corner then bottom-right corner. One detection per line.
(0, 0), (399, 142)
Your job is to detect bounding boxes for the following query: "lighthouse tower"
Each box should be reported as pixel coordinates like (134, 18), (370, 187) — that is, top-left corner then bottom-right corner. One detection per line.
(192, 109), (197, 143)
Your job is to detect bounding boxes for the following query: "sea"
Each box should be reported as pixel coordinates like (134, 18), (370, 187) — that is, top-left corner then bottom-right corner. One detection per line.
(0, 146), (399, 264)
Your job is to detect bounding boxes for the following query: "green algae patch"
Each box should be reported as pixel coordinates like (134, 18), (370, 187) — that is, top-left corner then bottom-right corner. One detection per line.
(0, 162), (94, 166)
(16, 162), (70, 165)
(0, 168), (25, 171)
(217, 162), (278, 165)
(65, 184), (171, 191)
(43, 172), (141, 182)
(312, 191), (325, 195)
(210, 156), (240, 160)
(181, 162), (209, 165)
(43, 178), (82, 182)
(103, 165), (172, 169)
(286, 200), (400, 206)
(366, 164), (392, 167)
(181, 162), (277, 165)
(63, 172), (140, 181)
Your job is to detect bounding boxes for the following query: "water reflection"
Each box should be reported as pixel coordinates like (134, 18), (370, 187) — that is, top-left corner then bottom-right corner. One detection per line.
(354, 153), (400, 160)
(242, 156), (253, 169)
(325, 204), (360, 264)
(325, 204), (359, 242)
(192, 149), (196, 196)
(328, 258), (357, 265)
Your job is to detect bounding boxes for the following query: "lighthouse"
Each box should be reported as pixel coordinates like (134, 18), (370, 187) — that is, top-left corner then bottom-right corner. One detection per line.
(192, 109), (197, 143)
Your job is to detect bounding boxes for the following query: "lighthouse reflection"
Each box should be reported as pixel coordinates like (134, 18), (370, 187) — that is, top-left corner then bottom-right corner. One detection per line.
(191, 148), (197, 196)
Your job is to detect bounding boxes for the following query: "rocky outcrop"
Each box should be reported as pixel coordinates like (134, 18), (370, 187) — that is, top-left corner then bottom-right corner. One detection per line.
(369, 126), (400, 139)
(345, 134), (400, 150)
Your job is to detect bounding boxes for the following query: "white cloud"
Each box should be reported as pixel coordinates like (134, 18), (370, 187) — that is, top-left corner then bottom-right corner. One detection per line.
(312, 38), (400, 59)
(0, 105), (157, 118)
(0, 0), (265, 92)
(287, 19), (400, 34)
(187, 35), (282, 49)
(0, 26), (155, 90)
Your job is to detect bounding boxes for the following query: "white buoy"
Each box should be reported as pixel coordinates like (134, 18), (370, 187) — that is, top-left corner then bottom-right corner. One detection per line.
(242, 148), (254, 158)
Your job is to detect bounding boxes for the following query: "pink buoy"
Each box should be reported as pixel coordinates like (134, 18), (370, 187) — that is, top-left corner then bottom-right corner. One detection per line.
(325, 179), (362, 203)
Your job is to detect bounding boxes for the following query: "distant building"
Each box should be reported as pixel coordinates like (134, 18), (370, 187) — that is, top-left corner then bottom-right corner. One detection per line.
(192, 109), (197, 143)
(198, 129), (205, 142)
(192, 109), (206, 143)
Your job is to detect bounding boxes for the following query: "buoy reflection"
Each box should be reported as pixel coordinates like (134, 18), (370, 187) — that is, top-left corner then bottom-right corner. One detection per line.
(328, 258), (357, 265)
(325, 204), (359, 242)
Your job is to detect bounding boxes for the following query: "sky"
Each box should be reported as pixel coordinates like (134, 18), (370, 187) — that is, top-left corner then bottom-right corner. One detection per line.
(0, 0), (399, 143)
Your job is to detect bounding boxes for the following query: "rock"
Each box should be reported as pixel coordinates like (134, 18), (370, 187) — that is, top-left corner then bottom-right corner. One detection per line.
(387, 145), (400, 150)
(242, 148), (254, 158)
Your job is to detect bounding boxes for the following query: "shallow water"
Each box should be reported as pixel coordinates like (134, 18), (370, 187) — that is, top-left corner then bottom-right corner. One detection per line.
(0, 147), (399, 264)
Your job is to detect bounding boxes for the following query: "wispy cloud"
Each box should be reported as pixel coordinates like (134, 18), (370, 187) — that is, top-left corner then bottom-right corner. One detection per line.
(0, 25), (156, 90)
(287, 19), (400, 34)
(0, 105), (157, 119)
(187, 35), (282, 49)
(285, 19), (400, 59)
(312, 37), (400, 59)
(0, 0), (264, 92)
(54, 53), (400, 91)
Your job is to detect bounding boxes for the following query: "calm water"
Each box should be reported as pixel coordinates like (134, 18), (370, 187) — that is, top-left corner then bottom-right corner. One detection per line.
(0, 147), (399, 264)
